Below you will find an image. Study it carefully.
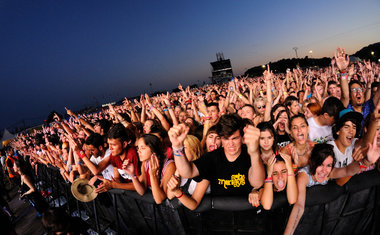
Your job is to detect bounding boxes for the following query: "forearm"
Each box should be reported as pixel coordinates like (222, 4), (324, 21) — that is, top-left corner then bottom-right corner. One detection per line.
(248, 152), (265, 188)
(131, 176), (146, 196)
(150, 176), (166, 204)
(111, 181), (136, 191)
(260, 183), (273, 210)
(284, 203), (305, 235)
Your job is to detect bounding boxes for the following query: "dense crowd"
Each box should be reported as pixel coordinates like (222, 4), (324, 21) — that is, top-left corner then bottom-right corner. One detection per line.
(2, 47), (380, 234)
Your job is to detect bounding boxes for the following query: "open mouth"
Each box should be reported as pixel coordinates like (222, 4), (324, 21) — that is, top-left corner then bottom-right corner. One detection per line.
(317, 173), (326, 181)
(208, 145), (216, 152)
(346, 136), (353, 143)
(296, 133), (305, 142)
(277, 180), (285, 189)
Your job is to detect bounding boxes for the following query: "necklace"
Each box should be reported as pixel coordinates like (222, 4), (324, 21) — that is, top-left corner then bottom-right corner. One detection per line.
(296, 144), (308, 156)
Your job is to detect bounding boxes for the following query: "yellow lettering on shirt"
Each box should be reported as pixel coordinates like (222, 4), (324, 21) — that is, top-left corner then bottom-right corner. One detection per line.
(218, 173), (245, 189)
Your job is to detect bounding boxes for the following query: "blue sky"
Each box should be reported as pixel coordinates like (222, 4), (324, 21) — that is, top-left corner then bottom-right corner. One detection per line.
(1, 0), (380, 130)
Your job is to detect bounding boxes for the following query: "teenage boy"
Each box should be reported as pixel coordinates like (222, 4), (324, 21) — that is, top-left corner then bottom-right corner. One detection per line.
(308, 97), (344, 143)
(78, 124), (139, 193)
(169, 114), (265, 196)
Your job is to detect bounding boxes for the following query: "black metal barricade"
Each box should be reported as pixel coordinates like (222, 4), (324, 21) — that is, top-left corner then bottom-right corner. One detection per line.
(34, 164), (380, 235)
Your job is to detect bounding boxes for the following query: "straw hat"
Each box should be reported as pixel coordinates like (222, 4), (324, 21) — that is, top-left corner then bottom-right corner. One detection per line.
(71, 178), (98, 202)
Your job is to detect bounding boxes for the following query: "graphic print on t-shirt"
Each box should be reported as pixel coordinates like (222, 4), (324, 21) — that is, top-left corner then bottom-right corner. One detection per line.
(218, 173), (245, 189)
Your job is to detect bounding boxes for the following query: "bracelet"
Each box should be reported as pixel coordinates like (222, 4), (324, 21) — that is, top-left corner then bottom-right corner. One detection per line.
(163, 108), (168, 112)
(265, 176), (272, 181)
(204, 116), (211, 120)
(358, 160), (369, 169)
(131, 174), (137, 179)
(173, 146), (185, 157)
(176, 192), (184, 199)
(78, 150), (86, 159)
(264, 179), (273, 183)
(287, 174), (295, 177)
(238, 94), (243, 99)
(76, 161), (83, 165)
(292, 164), (298, 169)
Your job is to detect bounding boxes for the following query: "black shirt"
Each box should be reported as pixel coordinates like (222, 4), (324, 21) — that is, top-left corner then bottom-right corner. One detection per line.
(193, 145), (252, 196)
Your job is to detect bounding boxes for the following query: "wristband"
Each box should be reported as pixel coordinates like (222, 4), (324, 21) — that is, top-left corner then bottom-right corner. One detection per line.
(340, 73), (348, 80)
(163, 108), (168, 112)
(204, 116), (211, 120)
(173, 146), (185, 157)
(265, 176), (273, 181)
(287, 174), (295, 177)
(150, 105), (155, 110)
(358, 160), (368, 169)
(283, 92), (288, 95)
(76, 161), (83, 165)
(78, 150), (86, 160)
(292, 164), (298, 169)
(176, 192), (184, 199)
(131, 174), (137, 179)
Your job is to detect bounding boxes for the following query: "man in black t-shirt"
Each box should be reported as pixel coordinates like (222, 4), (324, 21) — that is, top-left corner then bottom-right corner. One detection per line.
(169, 114), (265, 196)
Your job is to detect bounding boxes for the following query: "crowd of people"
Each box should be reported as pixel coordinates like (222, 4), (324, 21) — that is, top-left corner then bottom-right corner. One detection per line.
(1, 47), (380, 234)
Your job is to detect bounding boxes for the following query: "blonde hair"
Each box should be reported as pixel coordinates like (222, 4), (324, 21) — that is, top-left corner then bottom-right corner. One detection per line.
(184, 135), (203, 161)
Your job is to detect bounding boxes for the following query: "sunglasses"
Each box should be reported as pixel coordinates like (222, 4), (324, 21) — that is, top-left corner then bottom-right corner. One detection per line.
(257, 105), (266, 109)
(351, 87), (363, 93)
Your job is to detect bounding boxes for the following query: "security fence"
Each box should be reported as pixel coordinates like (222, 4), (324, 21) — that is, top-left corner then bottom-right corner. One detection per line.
(35, 164), (380, 235)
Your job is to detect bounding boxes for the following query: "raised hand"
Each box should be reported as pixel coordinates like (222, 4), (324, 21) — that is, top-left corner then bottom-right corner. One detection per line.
(65, 107), (75, 116)
(168, 124), (190, 148)
(263, 64), (273, 81)
(279, 152), (293, 170)
(367, 130), (380, 164)
(122, 159), (135, 176)
(167, 174), (182, 196)
(243, 125), (260, 155)
(149, 154), (159, 178)
(334, 47), (350, 72)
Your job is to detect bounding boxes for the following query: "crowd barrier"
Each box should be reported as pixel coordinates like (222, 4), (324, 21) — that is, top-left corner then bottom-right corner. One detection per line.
(34, 164), (380, 235)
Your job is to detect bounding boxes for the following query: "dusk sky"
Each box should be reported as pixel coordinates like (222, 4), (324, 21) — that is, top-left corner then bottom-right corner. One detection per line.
(1, 0), (380, 131)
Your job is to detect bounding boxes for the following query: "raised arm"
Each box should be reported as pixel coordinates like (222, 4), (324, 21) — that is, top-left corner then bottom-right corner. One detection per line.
(168, 124), (199, 178)
(244, 125), (265, 189)
(284, 172), (308, 235)
(334, 47), (350, 107)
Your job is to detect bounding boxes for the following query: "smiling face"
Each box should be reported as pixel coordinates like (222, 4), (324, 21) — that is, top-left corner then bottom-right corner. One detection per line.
(290, 117), (309, 145)
(206, 132), (221, 152)
(259, 130), (274, 152)
(272, 161), (288, 191)
(337, 120), (357, 148)
(143, 120), (153, 134)
(221, 130), (242, 159)
(313, 156), (333, 183)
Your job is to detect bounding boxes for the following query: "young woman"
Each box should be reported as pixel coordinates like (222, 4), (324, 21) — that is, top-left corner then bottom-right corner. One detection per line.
(249, 153), (297, 209)
(201, 125), (222, 153)
(124, 134), (176, 204)
(257, 122), (277, 165)
(14, 160), (48, 217)
(274, 110), (291, 149)
(284, 143), (380, 235)
(167, 135), (210, 210)
(281, 114), (314, 171)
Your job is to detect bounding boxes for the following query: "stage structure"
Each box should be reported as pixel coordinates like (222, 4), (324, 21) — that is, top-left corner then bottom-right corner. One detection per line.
(210, 52), (233, 83)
